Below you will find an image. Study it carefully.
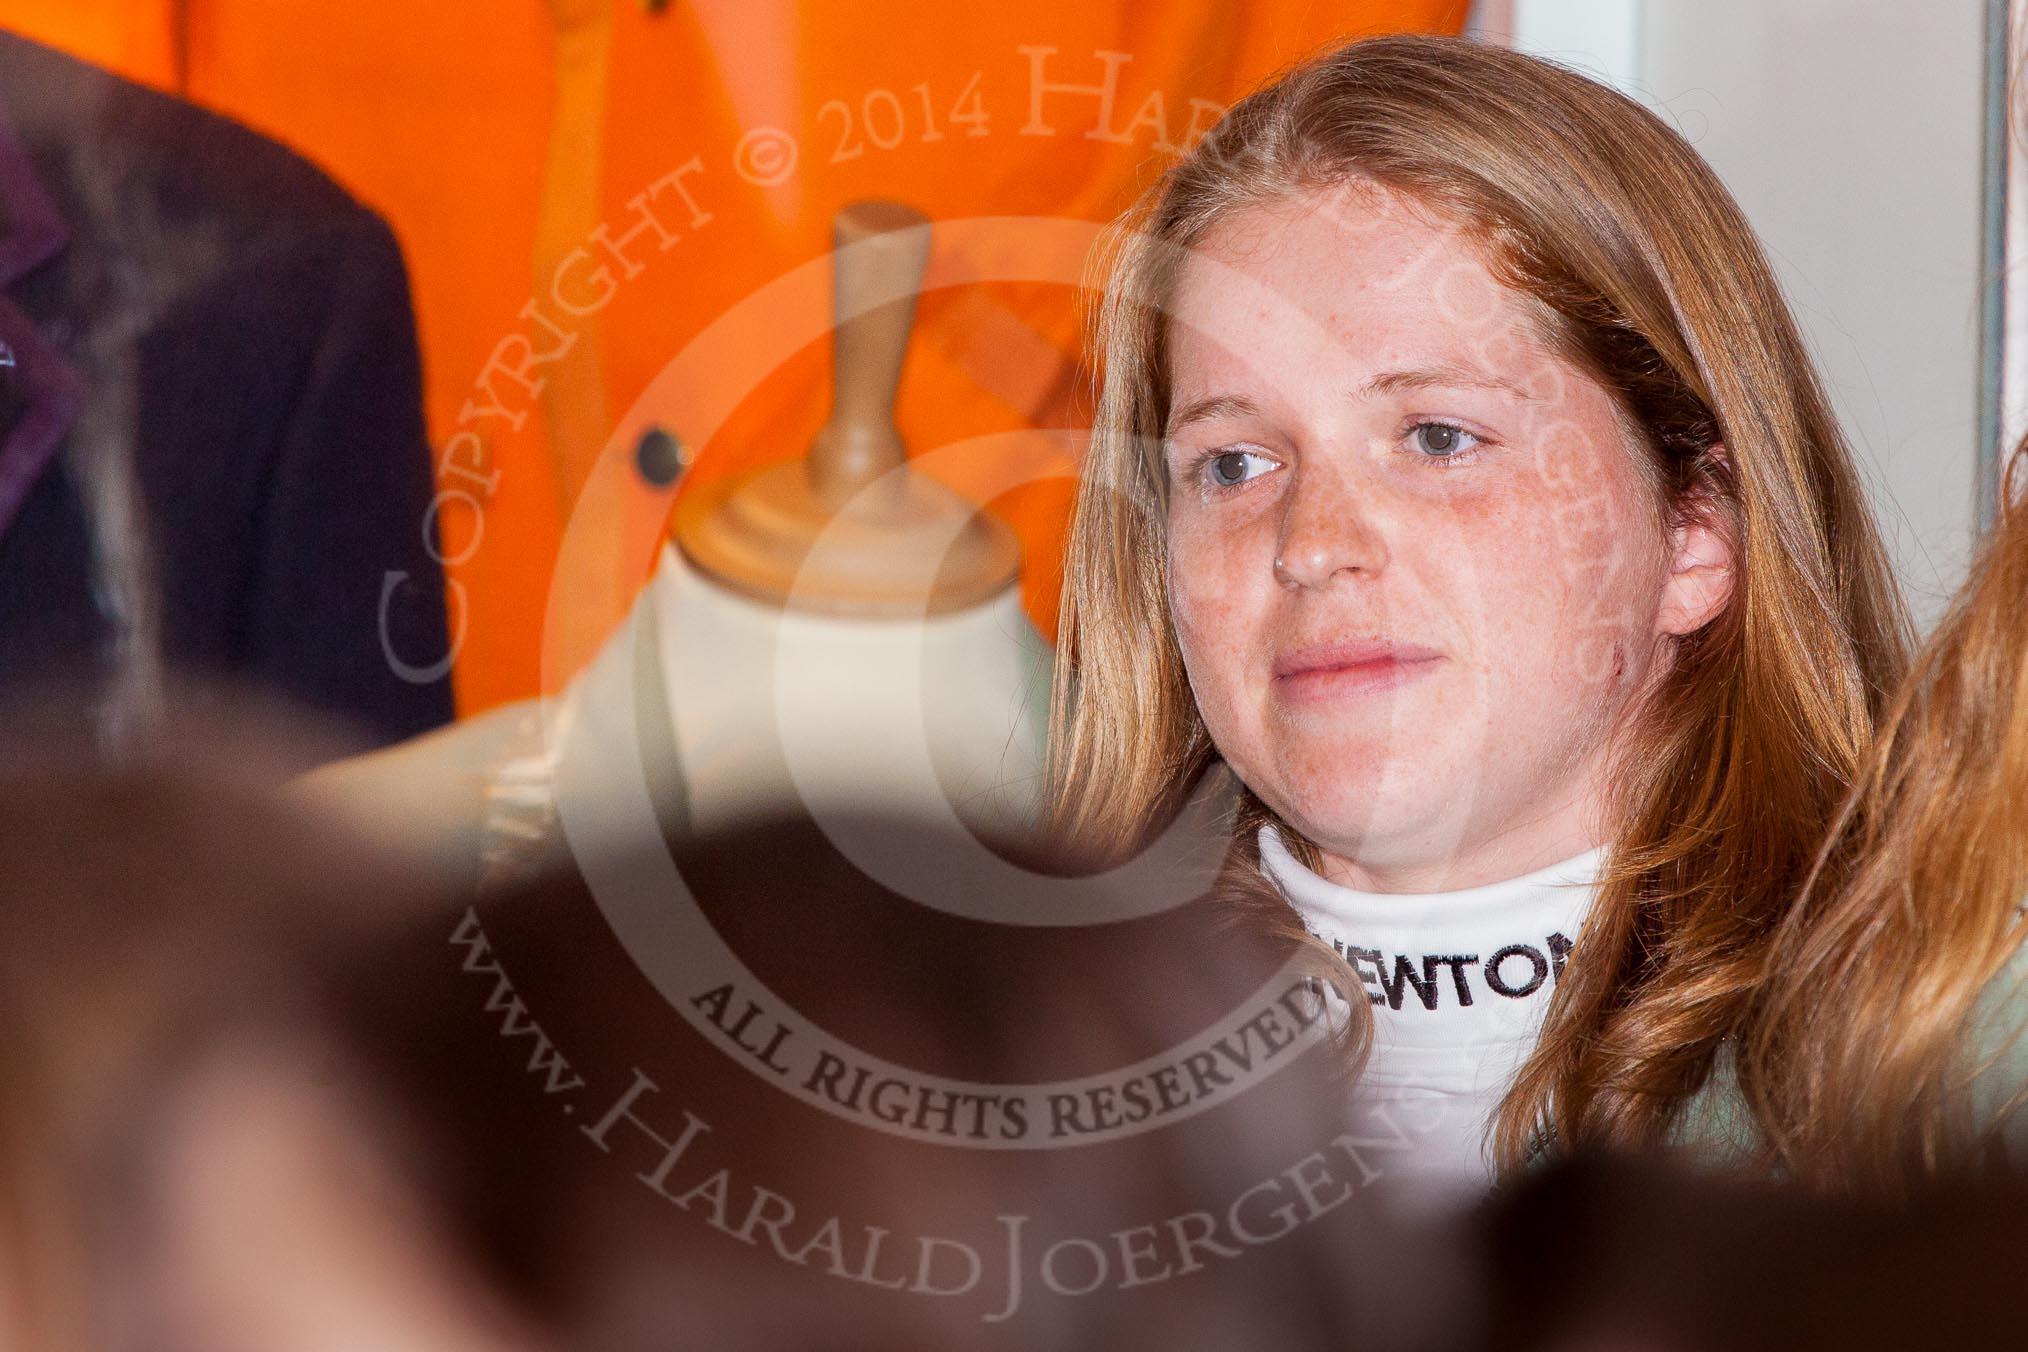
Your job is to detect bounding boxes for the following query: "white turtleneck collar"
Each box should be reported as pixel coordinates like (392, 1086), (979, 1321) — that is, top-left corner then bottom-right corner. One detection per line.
(1257, 824), (1607, 1194)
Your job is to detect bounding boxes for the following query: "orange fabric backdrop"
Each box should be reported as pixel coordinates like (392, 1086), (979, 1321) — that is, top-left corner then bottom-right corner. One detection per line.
(6, 0), (1465, 712)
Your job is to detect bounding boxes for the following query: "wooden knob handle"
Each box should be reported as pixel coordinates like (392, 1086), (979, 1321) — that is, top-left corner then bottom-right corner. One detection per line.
(672, 198), (1021, 617)
(807, 200), (931, 504)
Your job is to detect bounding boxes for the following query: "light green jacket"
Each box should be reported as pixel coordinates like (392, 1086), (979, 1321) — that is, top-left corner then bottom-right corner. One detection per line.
(1668, 937), (2028, 1172)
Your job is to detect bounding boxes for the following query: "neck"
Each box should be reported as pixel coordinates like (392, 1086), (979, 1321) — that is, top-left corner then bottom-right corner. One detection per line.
(1309, 797), (1604, 895)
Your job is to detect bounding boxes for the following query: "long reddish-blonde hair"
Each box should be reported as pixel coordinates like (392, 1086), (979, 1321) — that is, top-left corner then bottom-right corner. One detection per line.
(1046, 34), (1910, 1171)
(1741, 450), (2028, 1193)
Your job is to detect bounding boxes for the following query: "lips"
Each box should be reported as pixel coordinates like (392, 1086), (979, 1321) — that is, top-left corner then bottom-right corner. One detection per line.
(1272, 639), (1445, 698)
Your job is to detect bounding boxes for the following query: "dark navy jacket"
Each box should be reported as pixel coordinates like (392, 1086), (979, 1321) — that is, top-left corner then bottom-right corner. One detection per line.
(0, 31), (452, 752)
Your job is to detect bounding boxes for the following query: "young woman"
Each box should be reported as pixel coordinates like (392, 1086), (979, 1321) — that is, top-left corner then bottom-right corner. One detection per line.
(1741, 450), (2028, 1195)
(1046, 34), (1910, 1184)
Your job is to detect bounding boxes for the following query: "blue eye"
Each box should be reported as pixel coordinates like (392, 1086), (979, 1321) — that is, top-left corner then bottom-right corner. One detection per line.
(1411, 423), (1480, 458)
(1204, 447), (1278, 488)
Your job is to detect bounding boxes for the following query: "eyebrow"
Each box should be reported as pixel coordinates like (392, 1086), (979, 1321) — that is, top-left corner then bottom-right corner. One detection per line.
(1164, 394), (1262, 438)
(1164, 365), (1541, 437)
(1359, 364), (1542, 402)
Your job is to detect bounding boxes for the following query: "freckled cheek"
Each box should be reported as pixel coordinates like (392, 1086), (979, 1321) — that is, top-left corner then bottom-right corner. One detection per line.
(1488, 526), (1663, 692)
(1166, 517), (1269, 716)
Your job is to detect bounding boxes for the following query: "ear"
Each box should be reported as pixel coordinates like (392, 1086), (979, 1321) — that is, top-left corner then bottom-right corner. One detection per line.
(1654, 448), (1736, 637)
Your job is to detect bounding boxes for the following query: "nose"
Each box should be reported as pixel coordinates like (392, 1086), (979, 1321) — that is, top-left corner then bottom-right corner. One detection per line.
(1273, 459), (1388, 589)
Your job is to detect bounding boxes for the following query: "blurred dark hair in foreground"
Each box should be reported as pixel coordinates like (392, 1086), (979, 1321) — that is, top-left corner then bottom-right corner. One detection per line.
(1, 723), (2025, 1350)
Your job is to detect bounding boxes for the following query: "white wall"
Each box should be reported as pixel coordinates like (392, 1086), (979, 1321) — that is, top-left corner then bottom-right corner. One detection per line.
(1483, 0), (1994, 624)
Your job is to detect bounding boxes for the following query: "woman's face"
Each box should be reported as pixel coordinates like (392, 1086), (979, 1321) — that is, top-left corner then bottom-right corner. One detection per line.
(1163, 183), (1711, 892)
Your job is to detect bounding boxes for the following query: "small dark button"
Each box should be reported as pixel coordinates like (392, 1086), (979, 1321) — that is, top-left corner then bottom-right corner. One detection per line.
(635, 425), (689, 487)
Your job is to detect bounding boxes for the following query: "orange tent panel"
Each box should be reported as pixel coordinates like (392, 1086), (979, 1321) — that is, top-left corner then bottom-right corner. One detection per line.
(4, 0), (1467, 711)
